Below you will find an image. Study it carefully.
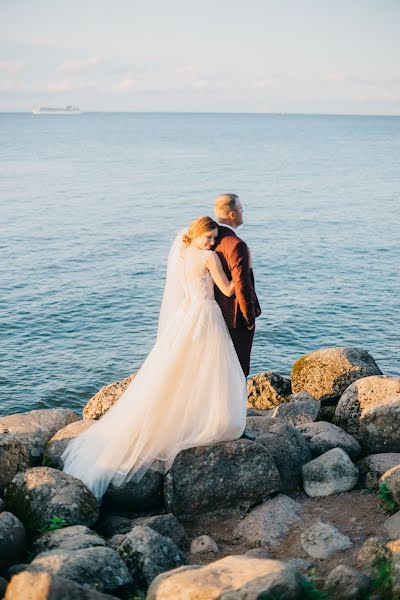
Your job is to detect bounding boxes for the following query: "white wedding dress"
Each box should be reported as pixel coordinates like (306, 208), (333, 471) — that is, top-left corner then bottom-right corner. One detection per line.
(62, 233), (247, 500)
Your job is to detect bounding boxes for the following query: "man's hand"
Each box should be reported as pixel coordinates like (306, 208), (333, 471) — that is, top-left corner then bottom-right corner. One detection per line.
(246, 323), (255, 331)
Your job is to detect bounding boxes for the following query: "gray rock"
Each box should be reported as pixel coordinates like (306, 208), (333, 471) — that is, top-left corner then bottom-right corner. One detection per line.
(4, 571), (119, 600)
(0, 409), (79, 465)
(248, 421), (312, 491)
(33, 525), (106, 554)
(146, 555), (303, 600)
(95, 513), (135, 537)
(103, 469), (163, 511)
(383, 511), (400, 539)
(301, 521), (352, 559)
(297, 421), (361, 460)
(234, 494), (302, 548)
(302, 448), (359, 497)
(379, 465), (400, 504)
(28, 546), (132, 594)
(164, 439), (281, 515)
(83, 373), (136, 420)
(44, 420), (96, 468)
(0, 436), (30, 492)
(334, 375), (400, 452)
(0, 511), (26, 570)
(247, 371), (292, 410)
(357, 453), (400, 490)
(292, 346), (382, 403)
(4, 467), (99, 533)
(0, 498), (6, 512)
(356, 537), (389, 572)
(245, 548), (272, 559)
(325, 564), (372, 599)
(131, 514), (186, 548)
(190, 535), (219, 554)
(286, 557), (314, 573)
(117, 525), (186, 588)
(272, 393), (320, 425)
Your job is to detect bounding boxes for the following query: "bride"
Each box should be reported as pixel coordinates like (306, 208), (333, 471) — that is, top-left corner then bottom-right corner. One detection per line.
(62, 216), (247, 500)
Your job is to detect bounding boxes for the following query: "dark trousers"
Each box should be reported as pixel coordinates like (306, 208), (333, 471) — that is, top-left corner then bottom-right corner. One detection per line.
(229, 326), (255, 377)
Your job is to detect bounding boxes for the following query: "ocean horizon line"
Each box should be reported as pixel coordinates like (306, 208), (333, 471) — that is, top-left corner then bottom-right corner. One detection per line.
(1, 110), (400, 118)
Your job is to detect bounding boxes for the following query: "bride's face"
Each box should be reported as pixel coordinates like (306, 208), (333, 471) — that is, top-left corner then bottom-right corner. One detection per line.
(193, 228), (218, 251)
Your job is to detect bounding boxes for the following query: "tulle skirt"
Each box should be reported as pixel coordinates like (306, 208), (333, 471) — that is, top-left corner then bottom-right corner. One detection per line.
(62, 299), (247, 500)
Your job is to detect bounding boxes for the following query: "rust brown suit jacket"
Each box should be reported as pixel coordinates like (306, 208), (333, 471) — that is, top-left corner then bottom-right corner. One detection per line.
(213, 226), (261, 329)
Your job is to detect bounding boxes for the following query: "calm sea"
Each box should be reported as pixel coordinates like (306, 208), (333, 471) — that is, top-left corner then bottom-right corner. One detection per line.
(1, 112), (399, 416)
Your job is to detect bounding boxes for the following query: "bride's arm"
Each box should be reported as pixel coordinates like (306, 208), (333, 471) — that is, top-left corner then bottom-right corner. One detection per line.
(206, 252), (235, 297)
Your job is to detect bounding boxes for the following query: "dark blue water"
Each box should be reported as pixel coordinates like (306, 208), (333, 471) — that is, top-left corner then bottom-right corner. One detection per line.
(1, 113), (399, 416)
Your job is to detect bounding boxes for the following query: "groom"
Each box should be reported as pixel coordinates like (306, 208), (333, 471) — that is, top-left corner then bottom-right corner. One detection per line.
(213, 193), (261, 378)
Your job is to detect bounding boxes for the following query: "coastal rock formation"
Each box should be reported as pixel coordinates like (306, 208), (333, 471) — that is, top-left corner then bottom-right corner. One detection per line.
(117, 525), (186, 588)
(44, 419), (96, 468)
(291, 346), (382, 403)
(302, 448), (359, 497)
(248, 421), (312, 491)
(4, 467), (99, 533)
(0, 436), (30, 492)
(301, 521), (352, 559)
(247, 371), (291, 410)
(357, 453), (400, 490)
(296, 421), (361, 460)
(27, 546), (132, 595)
(103, 470), (163, 511)
(0, 409), (79, 465)
(334, 375), (400, 452)
(163, 439), (281, 515)
(146, 555), (304, 600)
(83, 373), (136, 420)
(271, 391), (320, 424)
(233, 494), (303, 548)
(33, 525), (106, 554)
(4, 571), (120, 600)
(0, 511), (26, 570)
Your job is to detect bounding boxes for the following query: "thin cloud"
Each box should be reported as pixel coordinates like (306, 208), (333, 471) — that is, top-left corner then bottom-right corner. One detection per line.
(57, 57), (100, 72)
(0, 61), (27, 73)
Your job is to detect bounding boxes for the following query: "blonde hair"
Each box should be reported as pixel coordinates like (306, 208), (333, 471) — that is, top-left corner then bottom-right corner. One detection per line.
(182, 216), (218, 246)
(214, 193), (239, 218)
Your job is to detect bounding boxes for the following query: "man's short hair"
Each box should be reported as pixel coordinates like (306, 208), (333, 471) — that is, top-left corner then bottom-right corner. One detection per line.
(214, 193), (239, 218)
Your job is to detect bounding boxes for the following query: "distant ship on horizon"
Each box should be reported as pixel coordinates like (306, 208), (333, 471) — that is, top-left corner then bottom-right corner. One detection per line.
(32, 105), (81, 115)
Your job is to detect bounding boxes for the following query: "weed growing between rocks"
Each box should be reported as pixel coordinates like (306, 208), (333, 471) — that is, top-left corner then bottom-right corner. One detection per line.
(370, 555), (393, 599)
(38, 515), (67, 534)
(378, 482), (398, 514)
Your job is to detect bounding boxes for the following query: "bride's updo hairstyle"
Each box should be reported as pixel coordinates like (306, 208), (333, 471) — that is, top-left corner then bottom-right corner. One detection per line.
(182, 216), (218, 246)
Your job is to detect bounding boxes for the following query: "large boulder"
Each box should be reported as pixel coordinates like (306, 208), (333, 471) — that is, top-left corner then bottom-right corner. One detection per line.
(291, 347), (382, 403)
(325, 564), (371, 599)
(164, 439), (281, 515)
(247, 371), (291, 410)
(33, 525), (106, 554)
(147, 555), (304, 600)
(357, 453), (400, 490)
(297, 421), (361, 460)
(334, 376), (400, 452)
(117, 525), (186, 588)
(4, 467), (99, 533)
(27, 546), (132, 595)
(0, 436), (30, 491)
(4, 571), (120, 600)
(302, 448), (359, 497)
(83, 373), (136, 420)
(247, 421), (312, 491)
(0, 409), (79, 465)
(301, 521), (352, 559)
(43, 420), (96, 468)
(271, 391), (320, 425)
(103, 470), (163, 511)
(0, 511), (26, 570)
(233, 494), (303, 548)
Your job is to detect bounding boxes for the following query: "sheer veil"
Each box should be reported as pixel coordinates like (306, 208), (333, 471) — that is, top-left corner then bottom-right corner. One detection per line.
(157, 228), (187, 338)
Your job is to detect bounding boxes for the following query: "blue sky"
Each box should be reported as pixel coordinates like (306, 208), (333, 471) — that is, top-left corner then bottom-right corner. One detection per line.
(1, 0), (399, 113)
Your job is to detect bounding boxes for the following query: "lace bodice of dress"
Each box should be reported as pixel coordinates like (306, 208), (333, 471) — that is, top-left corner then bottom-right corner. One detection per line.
(181, 247), (214, 303)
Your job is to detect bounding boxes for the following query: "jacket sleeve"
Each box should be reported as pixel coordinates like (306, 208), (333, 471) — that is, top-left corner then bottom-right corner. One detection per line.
(229, 240), (255, 327)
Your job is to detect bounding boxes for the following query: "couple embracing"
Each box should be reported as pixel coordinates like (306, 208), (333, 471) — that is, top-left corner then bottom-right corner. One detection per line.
(63, 193), (261, 500)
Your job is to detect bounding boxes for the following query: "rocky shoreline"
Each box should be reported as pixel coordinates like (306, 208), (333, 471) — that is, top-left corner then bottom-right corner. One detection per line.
(1, 345), (400, 599)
